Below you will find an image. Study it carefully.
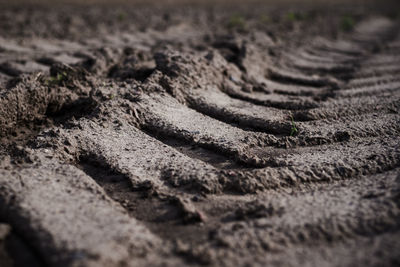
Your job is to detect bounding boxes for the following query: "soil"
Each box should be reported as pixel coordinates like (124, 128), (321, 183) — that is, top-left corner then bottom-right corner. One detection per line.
(0, 0), (400, 266)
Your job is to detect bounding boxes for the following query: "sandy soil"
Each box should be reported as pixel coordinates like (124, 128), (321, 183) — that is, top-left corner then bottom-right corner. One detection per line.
(0, 1), (399, 266)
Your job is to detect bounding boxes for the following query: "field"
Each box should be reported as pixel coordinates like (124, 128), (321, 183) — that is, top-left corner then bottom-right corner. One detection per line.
(0, 0), (400, 266)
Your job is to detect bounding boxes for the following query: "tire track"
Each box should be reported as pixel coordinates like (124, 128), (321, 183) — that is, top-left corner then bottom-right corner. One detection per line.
(0, 5), (399, 267)
(0, 156), (164, 267)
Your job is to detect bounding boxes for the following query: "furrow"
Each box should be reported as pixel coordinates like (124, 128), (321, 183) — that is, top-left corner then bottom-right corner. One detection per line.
(204, 169), (400, 266)
(295, 49), (356, 64)
(149, 134), (246, 170)
(337, 80), (400, 97)
(295, 113), (400, 145)
(262, 79), (326, 96)
(185, 88), (292, 135)
(136, 93), (277, 167)
(269, 136), (398, 169)
(76, 158), (210, 247)
(223, 88), (319, 110)
(0, 156), (162, 267)
(352, 64), (400, 78)
(364, 55), (400, 65)
(347, 74), (400, 88)
(285, 54), (356, 74)
(267, 66), (339, 87)
(56, 110), (225, 193)
(225, 137), (400, 192)
(294, 92), (400, 121)
(310, 38), (365, 56)
(281, 48), (356, 71)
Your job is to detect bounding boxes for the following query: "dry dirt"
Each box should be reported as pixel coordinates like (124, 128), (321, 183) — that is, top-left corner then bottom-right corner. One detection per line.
(0, 0), (400, 266)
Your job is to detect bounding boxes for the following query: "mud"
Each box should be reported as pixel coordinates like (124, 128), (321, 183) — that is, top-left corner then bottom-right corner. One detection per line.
(0, 0), (400, 266)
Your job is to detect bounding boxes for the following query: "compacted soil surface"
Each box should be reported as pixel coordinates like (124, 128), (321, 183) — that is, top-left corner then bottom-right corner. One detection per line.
(0, 0), (400, 266)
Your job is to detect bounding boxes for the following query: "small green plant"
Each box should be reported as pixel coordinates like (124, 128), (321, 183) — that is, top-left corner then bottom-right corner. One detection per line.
(286, 12), (297, 22)
(290, 116), (298, 136)
(340, 16), (355, 32)
(46, 71), (68, 85)
(259, 14), (271, 24)
(286, 11), (304, 22)
(117, 12), (126, 22)
(227, 14), (246, 30)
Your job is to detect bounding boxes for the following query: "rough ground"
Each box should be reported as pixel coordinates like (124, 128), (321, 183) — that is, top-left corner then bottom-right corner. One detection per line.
(0, 0), (400, 266)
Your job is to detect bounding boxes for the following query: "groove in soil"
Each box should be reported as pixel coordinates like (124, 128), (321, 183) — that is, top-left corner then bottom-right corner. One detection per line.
(76, 158), (214, 247)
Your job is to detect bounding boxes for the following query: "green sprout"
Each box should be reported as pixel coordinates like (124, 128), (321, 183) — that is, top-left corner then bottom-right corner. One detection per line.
(286, 11), (304, 22)
(340, 16), (355, 32)
(117, 12), (126, 22)
(290, 116), (298, 136)
(46, 71), (68, 85)
(227, 14), (246, 30)
(286, 12), (297, 22)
